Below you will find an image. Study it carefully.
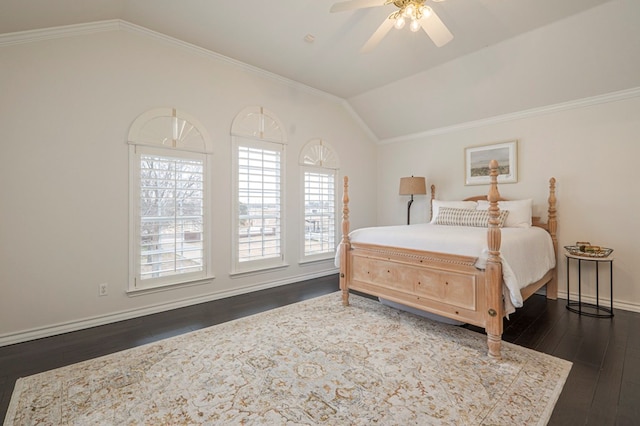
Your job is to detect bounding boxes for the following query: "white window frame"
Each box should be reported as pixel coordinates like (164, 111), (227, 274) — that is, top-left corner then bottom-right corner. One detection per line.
(299, 139), (340, 263)
(128, 108), (213, 292)
(231, 106), (287, 274)
(300, 168), (338, 262)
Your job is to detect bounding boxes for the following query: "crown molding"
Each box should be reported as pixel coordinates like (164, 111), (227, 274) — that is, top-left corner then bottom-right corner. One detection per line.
(378, 86), (640, 145)
(0, 19), (345, 104)
(0, 20), (120, 46)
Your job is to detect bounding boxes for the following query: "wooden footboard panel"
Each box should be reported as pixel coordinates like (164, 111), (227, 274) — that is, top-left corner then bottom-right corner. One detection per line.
(347, 243), (488, 327)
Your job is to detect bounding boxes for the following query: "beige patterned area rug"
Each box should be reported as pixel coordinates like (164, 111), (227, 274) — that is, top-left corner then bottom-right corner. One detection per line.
(5, 292), (571, 425)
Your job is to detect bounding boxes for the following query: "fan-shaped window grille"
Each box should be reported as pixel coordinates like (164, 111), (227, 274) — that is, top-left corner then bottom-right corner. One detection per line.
(231, 106), (287, 273)
(128, 108), (212, 153)
(231, 106), (286, 143)
(299, 139), (339, 261)
(299, 139), (340, 169)
(128, 108), (213, 292)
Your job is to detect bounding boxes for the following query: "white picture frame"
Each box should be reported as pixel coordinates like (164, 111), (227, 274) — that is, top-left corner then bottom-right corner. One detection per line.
(465, 140), (518, 185)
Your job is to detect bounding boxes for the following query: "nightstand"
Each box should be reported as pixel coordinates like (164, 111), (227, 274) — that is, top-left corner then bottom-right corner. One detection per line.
(565, 252), (614, 318)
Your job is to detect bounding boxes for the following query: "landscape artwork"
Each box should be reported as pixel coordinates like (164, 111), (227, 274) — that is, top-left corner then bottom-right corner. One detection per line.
(465, 141), (518, 185)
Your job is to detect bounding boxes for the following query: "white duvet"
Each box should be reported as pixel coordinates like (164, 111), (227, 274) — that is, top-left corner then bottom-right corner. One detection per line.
(335, 223), (556, 312)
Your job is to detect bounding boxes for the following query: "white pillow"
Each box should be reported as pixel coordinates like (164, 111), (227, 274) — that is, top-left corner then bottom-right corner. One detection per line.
(476, 199), (532, 228)
(430, 200), (477, 223)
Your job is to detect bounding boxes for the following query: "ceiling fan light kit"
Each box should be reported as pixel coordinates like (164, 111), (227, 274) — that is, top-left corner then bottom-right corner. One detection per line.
(394, 4), (431, 31)
(331, 0), (453, 52)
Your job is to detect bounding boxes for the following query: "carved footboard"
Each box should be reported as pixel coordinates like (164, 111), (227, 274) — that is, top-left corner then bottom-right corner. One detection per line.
(347, 243), (488, 326)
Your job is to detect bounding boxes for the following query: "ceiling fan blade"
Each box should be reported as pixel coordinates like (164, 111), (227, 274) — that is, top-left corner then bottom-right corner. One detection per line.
(420, 11), (453, 47)
(330, 0), (386, 13)
(361, 15), (395, 53)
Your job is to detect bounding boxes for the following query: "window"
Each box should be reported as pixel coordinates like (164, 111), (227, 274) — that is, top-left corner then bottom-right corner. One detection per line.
(299, 139), (340, 261)
(128, 108), (212, 291)
(137, 150), (204, 280)
(231, 107), (287, 273)
(237, 140), (282, 263)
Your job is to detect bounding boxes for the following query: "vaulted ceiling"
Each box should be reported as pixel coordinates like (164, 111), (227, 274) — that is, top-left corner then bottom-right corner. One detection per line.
(2, 0), (631, 140)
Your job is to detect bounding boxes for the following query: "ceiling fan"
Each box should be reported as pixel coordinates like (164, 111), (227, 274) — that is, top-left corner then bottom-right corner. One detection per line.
(330, 0), (453, 53)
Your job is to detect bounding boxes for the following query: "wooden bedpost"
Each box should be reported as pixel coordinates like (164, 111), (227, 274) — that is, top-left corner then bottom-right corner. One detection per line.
(486, 160), (503, 359)
(546, 177), (558, 299)
(429, 184), (436, 222)
(340, 176), (351, 306)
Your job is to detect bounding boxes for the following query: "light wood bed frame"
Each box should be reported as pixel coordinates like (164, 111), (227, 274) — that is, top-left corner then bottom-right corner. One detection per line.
(339, 160), (558, 359)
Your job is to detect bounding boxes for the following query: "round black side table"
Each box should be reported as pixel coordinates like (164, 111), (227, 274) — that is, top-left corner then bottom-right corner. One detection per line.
(565, 252), (614, 318)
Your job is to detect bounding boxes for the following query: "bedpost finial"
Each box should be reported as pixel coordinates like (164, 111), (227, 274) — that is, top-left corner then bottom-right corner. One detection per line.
(341, 176), (350, 243)
(488, 160), (500, 203)
(343, 176), (349, 206)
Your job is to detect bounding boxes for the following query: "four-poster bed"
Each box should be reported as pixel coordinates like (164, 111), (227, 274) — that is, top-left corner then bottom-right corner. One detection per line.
(338, 160), (558, 359)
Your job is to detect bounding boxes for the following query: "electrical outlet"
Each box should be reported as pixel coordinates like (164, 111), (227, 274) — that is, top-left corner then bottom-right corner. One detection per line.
(99, 282), (108, 296)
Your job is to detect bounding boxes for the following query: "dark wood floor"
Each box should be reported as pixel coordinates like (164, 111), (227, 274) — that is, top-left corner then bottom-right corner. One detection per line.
(1, 274), (639, 425)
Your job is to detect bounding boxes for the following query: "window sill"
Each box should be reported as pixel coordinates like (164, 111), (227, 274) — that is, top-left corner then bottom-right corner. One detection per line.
(126, 275), (215, 297)
(229, 263), (290, 278)
(299, 256), (336, 266)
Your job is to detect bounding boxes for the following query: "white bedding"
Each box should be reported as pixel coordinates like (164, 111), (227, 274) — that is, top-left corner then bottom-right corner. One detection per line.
(335, 223), (556, 312)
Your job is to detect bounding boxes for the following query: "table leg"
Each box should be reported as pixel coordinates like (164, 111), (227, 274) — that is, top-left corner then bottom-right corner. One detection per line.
(578, 259), (582, 314)
(566, 256), (570, 308)
(597, 261), (600, 309)
(610, 261), (614, 314)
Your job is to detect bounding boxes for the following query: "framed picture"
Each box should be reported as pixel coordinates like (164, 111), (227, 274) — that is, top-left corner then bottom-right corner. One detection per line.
(465, 140), (518, 185)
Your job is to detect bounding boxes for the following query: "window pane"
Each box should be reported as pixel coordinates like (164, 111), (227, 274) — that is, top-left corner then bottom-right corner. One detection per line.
(304, 171), (336, 256)
(139, 154), (204, 280)
(237, 145), (281, 263)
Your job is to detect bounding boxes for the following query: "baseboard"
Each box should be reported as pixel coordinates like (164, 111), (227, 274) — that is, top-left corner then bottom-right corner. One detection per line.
(0, 269), (338, 347)
(5, 277), (636, 347)
(557, 291), (640, 314)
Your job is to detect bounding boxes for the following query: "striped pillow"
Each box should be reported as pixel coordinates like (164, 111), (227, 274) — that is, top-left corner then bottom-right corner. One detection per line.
(434, 207), (509, 228)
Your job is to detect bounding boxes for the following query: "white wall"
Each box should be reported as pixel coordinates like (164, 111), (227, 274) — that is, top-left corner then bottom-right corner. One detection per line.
(0, 26), (378, 344)
(377, 94), (640, 311)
